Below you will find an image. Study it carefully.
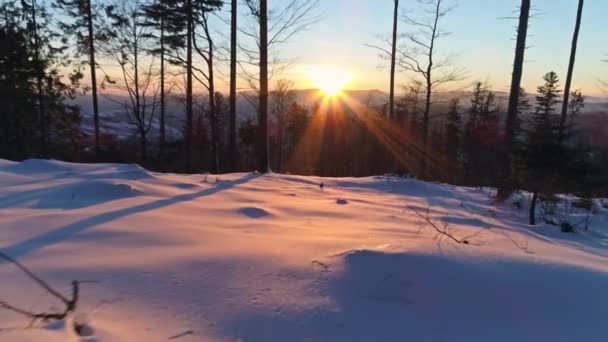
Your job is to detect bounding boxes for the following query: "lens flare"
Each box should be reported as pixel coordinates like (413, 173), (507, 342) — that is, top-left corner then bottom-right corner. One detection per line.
(308, 67), (352, 97)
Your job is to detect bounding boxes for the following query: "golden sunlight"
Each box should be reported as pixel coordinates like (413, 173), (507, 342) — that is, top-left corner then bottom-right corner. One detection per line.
(308, 67), (352, 97)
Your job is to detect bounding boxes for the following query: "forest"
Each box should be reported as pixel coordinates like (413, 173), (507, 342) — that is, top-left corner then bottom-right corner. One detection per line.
(1, 0), (607, 223)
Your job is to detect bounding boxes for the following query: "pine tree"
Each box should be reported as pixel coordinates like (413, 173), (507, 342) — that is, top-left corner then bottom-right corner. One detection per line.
(519, 72), (562, 225)
(0, 1), (82, 160)
(444, 98), (462, 175)
(54, 0), (103, 155)
(141, 0), (177, 154)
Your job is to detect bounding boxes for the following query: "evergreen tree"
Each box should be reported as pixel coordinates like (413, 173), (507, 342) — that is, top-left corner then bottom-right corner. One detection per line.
(54, 0), (104, 154)
(444, 98), (461, 170)
(142, 0), (179, 153)
(0, 1), (82, 160)
(519, 72), (563, 225)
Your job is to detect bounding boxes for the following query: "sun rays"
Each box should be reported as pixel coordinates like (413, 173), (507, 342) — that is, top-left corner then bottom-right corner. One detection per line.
(307, 67), (352, 97)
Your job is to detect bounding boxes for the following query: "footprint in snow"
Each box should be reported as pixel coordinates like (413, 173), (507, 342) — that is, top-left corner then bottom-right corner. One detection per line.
(336, 198), (349, 205)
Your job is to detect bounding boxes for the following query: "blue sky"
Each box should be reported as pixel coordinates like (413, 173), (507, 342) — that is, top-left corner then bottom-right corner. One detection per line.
(271, 0), (607, 95)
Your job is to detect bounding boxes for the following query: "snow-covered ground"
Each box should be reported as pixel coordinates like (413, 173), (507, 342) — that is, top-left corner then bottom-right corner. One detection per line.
(1, 159), (607, 341)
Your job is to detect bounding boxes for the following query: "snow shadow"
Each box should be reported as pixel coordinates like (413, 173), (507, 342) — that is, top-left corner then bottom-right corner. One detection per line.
(217, 250), (608, 341)
(0, 174), (259, 261)
(0, 181), (140, 210)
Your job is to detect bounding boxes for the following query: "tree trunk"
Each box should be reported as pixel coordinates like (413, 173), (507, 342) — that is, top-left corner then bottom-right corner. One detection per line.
(529, 191), (538, 225)
(258, 0), (269, 173)
(499, 0), (530, 199)
(421, 0), (440, 178)
(560, 0), (584, 131)
(229, 0), (238, 171)
(185, 0), (193, 172)
(389, 0), (399, 120)
(31, 0), (47, 158)
(159, 16), (166, 152)
(208, 55), (219, 174)
(140, 130), (147, 161)
(85, 0), (100, 156)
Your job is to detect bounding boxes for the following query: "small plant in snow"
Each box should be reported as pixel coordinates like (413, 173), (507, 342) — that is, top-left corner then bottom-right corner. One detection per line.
(560, 221), (575, 233)
(407, 205), (477, 245)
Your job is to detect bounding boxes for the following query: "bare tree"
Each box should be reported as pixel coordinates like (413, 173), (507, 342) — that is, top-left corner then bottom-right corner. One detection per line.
(241, 0), (319, 172)
(271, 79), (295, 172)
(560, 0), (584, 131)
(229, 0), (238, 171)
(500, 0), (531, 199)
(398, 0), (462, 174)
(102, 1), (159, 160)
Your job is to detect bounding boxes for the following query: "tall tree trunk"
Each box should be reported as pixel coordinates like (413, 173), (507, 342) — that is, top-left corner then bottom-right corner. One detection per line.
(185, 0), (193, 172)
(389, 0), (399, 120)
(560, 0), (584, 131)
(499, 0), (530, 198)
(421, 0), (440, 178)
(258, 0), (269, 173)
(229, 0), (238, 171)
(207, 38), (219, 174)
(134, 23), (143, 160)
(140, 129), (147, 161)
(529, 191), (538, 225)
(85, 0), (100, 156)
(159, 16), (166, 152)
(31, 0), (46, 158)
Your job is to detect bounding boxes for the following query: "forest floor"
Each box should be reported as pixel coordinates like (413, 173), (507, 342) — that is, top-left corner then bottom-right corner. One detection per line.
(1, 159), (607, 341)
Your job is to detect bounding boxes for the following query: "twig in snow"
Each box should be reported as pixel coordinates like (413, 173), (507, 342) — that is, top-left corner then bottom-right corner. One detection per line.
(0, 251), (80, 326)
(407, 206), (471, 245)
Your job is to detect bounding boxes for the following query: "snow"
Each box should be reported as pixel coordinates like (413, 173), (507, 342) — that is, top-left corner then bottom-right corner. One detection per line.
(1, 159), (607, 341)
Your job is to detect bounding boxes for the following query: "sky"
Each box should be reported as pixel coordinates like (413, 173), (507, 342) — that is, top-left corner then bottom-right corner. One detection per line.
(260, 0), (608, 96)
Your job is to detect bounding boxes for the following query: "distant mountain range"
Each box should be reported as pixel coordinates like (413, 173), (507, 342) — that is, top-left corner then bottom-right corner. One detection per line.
(71, 88), (608, 144)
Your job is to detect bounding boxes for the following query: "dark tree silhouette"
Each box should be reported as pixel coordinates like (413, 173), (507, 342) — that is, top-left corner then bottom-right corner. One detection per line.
(399, 0), (462, 176)
(389, 0), (399, 120)
(55, 0), (102, 155)
(229, 0), (238, 171)
(500, 0), (531, 198)
(242, 0), (319, 173)
(560, 0), (584, 132)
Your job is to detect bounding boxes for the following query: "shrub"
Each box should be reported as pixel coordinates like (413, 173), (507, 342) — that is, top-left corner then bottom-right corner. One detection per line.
(573, 198), (593, 210)
(560, 221), (575, 233)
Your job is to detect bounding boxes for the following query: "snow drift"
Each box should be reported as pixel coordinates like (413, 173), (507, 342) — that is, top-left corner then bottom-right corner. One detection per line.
(0, 159), (607, 341)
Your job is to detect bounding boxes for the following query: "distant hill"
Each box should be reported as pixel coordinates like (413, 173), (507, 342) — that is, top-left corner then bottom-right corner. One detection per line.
(71, 88), (607, 145)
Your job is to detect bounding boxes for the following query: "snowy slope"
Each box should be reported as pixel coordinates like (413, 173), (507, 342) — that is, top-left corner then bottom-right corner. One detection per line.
(0, 159), (607, 341)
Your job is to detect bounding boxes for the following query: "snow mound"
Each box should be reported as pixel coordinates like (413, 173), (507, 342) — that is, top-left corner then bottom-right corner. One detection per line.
(1, 159), (608, 341)
(23, 180), (141, 209)
(238, 206), (271, 218)
(336, 198), (349, 205)
(0, 159), (74, 175)
(328, 249), (608, 341)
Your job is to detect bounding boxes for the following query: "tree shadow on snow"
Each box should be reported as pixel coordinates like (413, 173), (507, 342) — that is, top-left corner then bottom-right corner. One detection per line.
(0, 173), (259, 261)
(215, 250), (608, 342)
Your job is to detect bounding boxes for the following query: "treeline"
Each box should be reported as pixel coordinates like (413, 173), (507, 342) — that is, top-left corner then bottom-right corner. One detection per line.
(0, 0), (322, 174)
(1, 0), (607, 224)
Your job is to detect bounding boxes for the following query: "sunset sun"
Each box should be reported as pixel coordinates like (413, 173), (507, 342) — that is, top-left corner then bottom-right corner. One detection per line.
(308, 68), (352, 97)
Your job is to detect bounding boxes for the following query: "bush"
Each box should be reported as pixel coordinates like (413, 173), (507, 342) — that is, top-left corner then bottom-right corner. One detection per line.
(573, 198), (593, 210)
(560, 221), (575, 233)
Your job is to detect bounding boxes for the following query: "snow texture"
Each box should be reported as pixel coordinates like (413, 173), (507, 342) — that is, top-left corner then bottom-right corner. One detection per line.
(0, 159), (607, 341)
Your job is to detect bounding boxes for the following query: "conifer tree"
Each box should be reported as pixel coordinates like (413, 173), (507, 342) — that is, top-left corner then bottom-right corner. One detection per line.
(519, 72), (562, 225)
(54, 0), (103, 154)
(444, 98), (461, 171)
